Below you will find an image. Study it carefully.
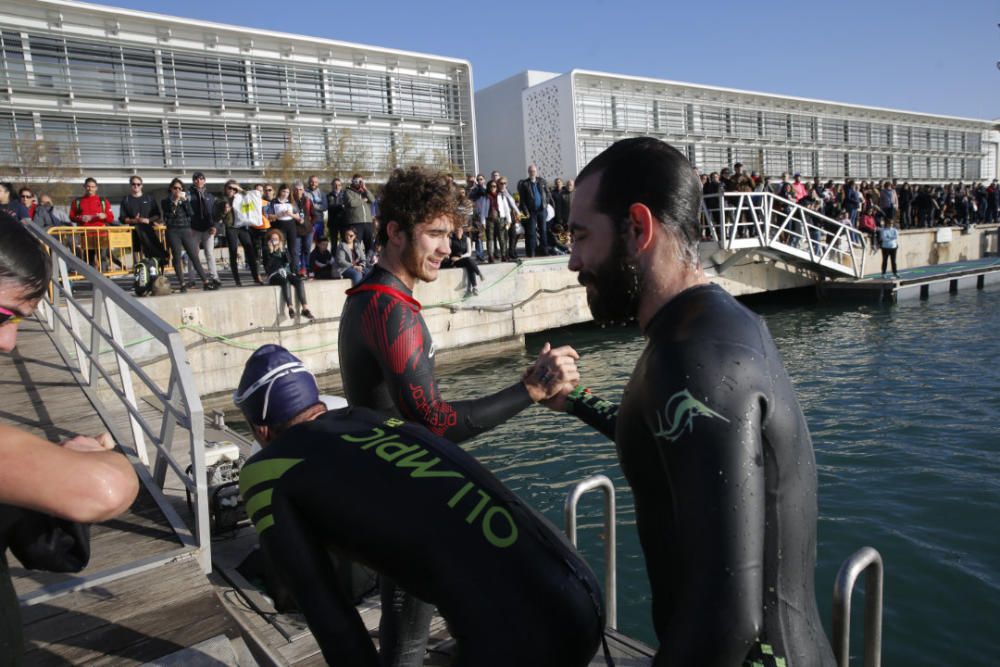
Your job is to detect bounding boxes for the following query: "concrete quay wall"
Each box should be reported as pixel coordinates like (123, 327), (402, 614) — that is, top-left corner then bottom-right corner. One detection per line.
(78, 224), (996, 400)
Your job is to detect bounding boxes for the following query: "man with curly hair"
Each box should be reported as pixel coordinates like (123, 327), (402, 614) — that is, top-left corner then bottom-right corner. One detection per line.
(338, 167), (582, 666)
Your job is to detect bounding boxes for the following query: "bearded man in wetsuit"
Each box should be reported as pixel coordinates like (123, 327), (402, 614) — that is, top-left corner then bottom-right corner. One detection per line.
(235, 345), (603, 667)
(548, 137), (836, 667)
(338, 166), (581, 665)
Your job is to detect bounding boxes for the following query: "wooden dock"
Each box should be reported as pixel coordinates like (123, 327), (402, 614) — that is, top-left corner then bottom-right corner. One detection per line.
(817, 257), (1000, 303)
(4, 316), (656, 665)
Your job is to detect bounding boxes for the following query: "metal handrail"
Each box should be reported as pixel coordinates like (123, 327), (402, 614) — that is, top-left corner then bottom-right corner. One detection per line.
(700, 191), (868, 279)
(565, 474), (617, 629)
(832, 546), (883, 667)
(26, 225), (211, 574)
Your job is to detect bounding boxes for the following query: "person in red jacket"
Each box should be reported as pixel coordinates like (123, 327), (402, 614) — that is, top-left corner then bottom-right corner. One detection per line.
(68, 177), (115, 269)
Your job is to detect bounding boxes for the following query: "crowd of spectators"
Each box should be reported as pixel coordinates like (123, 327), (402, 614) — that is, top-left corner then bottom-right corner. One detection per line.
(1, 163), (996, 298)
(699, 164), (1000, 230)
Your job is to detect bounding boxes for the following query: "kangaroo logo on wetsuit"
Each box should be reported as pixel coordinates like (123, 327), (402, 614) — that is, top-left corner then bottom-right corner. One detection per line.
(654, 389), (729, 443)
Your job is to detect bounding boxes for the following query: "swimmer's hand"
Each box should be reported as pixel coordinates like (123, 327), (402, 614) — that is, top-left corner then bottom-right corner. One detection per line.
(61, 432), (116, 453)
(522, 341), (580, 403)
(539, 382), (575, 413)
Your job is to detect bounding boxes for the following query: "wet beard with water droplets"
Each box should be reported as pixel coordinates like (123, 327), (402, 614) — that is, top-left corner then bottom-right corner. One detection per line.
(582, 234), (642, 326)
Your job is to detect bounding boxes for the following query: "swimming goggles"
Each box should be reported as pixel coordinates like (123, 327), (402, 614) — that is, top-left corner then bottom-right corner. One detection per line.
(0, 305), (23, 326)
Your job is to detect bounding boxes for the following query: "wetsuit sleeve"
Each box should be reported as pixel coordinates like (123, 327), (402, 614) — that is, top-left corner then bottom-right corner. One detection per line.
(363, 296), (533, 443)
(645, 343), (766, 665)
(565, 386), (618, 441)
(8, 511), (90, 573)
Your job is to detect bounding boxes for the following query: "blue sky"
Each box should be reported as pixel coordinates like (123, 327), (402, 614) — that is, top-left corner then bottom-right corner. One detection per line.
(107, 0), (998, 120)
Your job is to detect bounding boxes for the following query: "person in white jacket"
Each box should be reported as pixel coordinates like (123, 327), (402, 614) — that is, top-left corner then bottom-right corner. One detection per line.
(477, 179), (520, 263)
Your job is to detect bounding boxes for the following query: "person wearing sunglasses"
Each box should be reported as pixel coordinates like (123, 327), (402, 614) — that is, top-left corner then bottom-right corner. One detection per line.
(120, 176), (167, 267)
(0, 182), (29, 225)
(160, 178), (216, 293)
(0, 219), (139, 661)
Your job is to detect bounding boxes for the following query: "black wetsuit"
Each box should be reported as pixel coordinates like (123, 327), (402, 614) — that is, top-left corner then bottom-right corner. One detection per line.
(568, 284), (835, 667)
(238, 407), (603, 667)
(339, 265), (533, 442)
(0, 506), (89, 664)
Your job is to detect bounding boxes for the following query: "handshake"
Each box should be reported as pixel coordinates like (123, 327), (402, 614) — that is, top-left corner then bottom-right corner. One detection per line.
(521, 342), (580, 412)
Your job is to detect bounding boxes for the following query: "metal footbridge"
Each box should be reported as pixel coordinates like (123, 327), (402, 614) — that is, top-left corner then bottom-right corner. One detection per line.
(701, 191), (868, 280)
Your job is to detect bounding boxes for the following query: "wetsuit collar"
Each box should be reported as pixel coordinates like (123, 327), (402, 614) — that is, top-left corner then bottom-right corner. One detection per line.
(643, 283), (722, 336)
(345, 268), (422, 312)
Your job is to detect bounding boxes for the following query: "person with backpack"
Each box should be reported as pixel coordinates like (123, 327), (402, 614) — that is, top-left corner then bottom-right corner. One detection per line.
(120, 175), (167, 267)
(68, 177), (116, 270)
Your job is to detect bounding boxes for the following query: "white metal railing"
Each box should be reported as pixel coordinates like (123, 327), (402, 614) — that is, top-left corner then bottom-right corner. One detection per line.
(26, 225), (211, 574)
(565, 474), (617, 629)
(700, 191), (868, 278)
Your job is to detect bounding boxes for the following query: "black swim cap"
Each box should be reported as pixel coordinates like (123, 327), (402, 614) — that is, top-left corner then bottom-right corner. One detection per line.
(234, 345), (320, 427)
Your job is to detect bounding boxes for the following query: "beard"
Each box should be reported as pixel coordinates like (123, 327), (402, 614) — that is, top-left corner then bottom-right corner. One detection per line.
(578, 232), (642, 324)
(401, 238), (436, 283)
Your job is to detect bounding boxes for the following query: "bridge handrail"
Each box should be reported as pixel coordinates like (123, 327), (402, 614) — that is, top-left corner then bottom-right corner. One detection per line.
(26, 224), (211, 573)
(701, 191), (868, 278)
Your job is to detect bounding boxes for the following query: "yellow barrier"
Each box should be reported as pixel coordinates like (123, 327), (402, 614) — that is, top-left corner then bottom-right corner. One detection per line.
(46, 225), (168, 279)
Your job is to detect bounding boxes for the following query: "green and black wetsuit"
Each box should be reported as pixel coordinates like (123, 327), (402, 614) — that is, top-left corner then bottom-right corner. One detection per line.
(239, 407), (604, 667)
(568, 283), (835, 667)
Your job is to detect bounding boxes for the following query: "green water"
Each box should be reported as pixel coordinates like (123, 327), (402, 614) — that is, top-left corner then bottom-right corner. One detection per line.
(407, 287), (1000, 665)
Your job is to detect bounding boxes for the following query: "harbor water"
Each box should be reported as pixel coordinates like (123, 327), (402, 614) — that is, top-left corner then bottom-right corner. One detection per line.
(236, 285), (999, 664)
(401, 286), (998, 664)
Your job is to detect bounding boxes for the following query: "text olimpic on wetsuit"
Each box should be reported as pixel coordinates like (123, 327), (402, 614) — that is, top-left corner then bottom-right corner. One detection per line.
(238, 406), (603, 667)
(338, 266), (533, 443)
(567, 284), (835, 667)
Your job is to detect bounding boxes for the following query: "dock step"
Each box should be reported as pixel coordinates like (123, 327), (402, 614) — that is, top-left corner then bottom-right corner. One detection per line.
(140, 634), (258, 667)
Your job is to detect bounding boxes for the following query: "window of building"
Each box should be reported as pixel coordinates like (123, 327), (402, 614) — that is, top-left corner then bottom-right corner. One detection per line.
(0, 111), (34, 167)
(965, 132), (981, 153)
(730, 147), (760, 173)
(928, 156), (945, 179)
(965, 159), (981, 180)
(130, 121), (166, 167)
(893, 156), (910, 179)
(870, 123), (889, 147)
(790, 115), (813, 142)
(0, 31), (27, 88)
(762, 112), (788, 140)
(763, 148), (789, 176)
(817, 117), (844, 144)
(698, 145), (728, 173)
(847, 121), (868, 146)
(945, 130), (963, 153)
(729, 109), (757, 139)
(328, 70), (389, 114)
(847, 153), (868, 178)
(911, 157), (928, 179)
(39, 115), (79, 164)
(164, 53), (247, 105)
(870, 154), (889, 179)
(168, 121), (230, 168)
(891, 125), (909, 148)
(121, 46), (159, 97)
(928, 128), (946, 150)
(790, 151), (814, 176)
(392, 75), (452, 119)
(911, 127), (929, 150)
(819, 151), (845, 178)
(28, 35), (70, 89)
(75, 117), (130, 166)
(696, 105), (726, 137)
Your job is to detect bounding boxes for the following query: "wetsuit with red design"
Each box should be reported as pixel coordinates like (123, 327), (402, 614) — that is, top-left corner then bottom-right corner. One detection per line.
(338, 265), (533, 443)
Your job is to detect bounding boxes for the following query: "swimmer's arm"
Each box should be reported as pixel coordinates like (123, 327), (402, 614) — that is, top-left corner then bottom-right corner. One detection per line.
(654, 375), (765, 664)
(0, 424), (138, 523)
(563, 386), (618, 441)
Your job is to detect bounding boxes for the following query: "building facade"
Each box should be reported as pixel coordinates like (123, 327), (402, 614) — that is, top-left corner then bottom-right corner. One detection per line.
(0, 0), (477, 190)
(477, 69), (998, 184)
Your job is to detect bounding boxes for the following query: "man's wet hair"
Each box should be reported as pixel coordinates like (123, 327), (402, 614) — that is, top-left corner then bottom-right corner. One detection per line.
(377, 167), (467, 246)
(0, 219), (51, 300)
(577, 137), (703, 264)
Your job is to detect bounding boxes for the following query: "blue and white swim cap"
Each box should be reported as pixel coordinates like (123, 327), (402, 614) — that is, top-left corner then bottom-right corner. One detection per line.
(234, 345), (320, 426)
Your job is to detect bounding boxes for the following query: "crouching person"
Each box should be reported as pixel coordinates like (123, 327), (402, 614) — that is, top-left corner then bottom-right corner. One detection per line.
(235, 345), (604, 667)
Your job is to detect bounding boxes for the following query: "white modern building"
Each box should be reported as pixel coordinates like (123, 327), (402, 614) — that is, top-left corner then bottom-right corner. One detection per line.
(0, 0), (477, 190)
(476, 69), (998, 184)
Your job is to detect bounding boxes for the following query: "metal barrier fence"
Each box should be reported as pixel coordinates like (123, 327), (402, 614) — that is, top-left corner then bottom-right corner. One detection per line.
(27, 224), (212, 574)
(700, 191), (868, 279)
(44, 225), (168, 278)
(565, 474), (618, 629)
